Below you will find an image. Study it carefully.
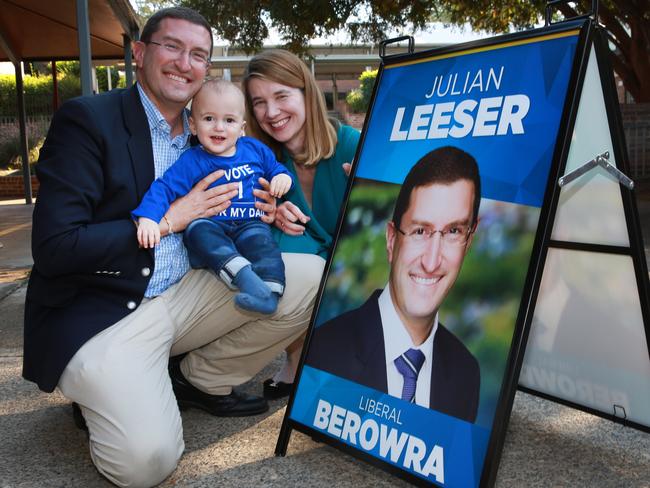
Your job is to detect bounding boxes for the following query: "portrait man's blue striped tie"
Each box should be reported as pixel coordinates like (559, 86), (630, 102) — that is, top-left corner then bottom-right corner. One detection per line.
(393, 348), (425, 402)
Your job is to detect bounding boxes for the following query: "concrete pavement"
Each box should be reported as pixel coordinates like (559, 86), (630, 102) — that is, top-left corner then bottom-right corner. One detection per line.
(0, 196), (649, 487)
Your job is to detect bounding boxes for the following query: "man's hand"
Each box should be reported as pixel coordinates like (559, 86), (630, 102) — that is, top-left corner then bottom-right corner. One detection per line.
(254, 177), (276, 225)
(165, 169), (239, 233)
(269, 173), (292, 197)
(137, 217), (160, 248)
(275, 201), (309, 235)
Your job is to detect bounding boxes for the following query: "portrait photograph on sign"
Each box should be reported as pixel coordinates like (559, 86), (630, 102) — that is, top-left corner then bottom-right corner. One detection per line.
(281, 22), (587, 488)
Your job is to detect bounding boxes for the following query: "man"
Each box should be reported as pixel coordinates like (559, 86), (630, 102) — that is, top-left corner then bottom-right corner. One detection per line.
(23, 7), (323, 487)
(306, 146), (481, 423)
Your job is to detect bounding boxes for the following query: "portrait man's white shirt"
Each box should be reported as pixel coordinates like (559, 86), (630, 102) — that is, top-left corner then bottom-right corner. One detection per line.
(378, 283), (437, 408)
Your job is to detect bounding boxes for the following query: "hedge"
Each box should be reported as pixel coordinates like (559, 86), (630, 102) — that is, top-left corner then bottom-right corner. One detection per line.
(0, 74), (82, 116)
(0, 68), (125, 116)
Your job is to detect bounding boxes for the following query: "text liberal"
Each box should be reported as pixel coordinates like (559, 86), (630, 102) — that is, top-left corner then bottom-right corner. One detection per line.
(313, 399), (445, 484)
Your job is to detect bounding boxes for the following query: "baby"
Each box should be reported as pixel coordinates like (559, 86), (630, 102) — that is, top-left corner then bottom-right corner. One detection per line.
(133, 79), (292, 314)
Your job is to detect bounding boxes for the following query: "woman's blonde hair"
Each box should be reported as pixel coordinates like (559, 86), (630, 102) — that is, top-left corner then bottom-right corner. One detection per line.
(242, 49), (337, 166)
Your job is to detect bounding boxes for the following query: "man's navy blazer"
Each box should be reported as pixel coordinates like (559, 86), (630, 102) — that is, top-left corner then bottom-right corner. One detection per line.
(306, 290), (480, 423)
(24, 85), (158, 392)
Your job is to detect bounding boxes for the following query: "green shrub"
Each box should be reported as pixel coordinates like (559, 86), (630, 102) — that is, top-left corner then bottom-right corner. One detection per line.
(346, 90), (365, 112)
(345, 69), (377, 113)
(0, 76), (18, 115)
(0, 74), (54, 115)
(57, 61), (80, 77)
(0, 73), (82, 116)
(57, 75), (82, 102)
(359, 69), (377, 102)
(0, 119), (47, 170)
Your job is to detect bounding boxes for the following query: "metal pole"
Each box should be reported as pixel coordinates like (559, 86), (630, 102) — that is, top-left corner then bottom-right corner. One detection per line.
(52, 60), (59, 111)
(124, 34), (134, 87)
(91, 66), (98, 93)
(14, 62), (33, 205)
(106, 66), (112, 91)
(76, 0), (93, 96)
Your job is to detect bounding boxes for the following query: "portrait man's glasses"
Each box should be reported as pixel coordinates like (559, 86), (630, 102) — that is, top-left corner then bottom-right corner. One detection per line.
(147, 40), (210, 68)
(395, 223), (474, 247)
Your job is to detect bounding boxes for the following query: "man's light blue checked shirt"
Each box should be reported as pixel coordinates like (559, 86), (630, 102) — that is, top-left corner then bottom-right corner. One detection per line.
(137, 83), (192, 297)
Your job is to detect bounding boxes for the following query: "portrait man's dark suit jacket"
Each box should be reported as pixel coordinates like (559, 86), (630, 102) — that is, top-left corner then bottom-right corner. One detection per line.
(306, 290), (480, 423)
(24, 85), (159, 392)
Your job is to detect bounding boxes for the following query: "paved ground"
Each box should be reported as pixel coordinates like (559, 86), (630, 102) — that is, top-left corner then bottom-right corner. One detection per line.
(1, 194), (649, 488)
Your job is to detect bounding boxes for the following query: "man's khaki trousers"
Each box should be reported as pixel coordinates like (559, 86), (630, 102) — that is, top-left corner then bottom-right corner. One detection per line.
(58, 253), (325, 488)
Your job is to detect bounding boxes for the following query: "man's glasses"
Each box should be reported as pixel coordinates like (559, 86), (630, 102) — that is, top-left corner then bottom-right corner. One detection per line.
(147, 40), (210, 68)
(395, 223), (474, 247)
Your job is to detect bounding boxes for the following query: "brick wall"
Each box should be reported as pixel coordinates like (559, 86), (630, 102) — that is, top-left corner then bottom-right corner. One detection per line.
(620, 103), (650, 120)
(621, 103), (650, 179)
(0, 175), (39, 198)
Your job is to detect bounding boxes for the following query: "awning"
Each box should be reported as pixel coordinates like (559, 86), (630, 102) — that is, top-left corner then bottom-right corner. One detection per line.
(0, 0), (140, 62)
(0, 0), (141, 204)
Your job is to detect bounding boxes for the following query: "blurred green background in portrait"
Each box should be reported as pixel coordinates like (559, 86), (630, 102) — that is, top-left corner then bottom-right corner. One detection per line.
(315, 178), (541, 428)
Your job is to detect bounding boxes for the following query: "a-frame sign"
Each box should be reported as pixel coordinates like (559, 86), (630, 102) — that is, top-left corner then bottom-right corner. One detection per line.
(275, 3), (650, 487)
(518, 8), (650, 432)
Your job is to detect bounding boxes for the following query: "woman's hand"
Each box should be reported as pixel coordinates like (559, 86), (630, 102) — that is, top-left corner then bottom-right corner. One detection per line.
(275, 201), (309, 235)
(165, 169), (239, 233)
(342, 162), (352, 177)
(254, 177), (277, 225)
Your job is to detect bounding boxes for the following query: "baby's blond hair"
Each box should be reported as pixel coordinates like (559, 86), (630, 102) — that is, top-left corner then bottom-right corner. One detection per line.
(191, 79), (245, 116)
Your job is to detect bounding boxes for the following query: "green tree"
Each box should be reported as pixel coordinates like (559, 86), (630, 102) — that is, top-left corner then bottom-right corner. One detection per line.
(132, 0), (176, 21)
(173, 0), (649, 102)
(440, 0), (650, 103)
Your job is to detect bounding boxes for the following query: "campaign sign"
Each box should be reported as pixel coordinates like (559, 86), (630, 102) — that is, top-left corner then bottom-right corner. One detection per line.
(286, 24), (584, 487)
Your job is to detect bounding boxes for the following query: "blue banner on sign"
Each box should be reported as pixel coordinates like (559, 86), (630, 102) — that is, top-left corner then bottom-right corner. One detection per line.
(357, 33), (579, 207)
(292, 366), (491, 487)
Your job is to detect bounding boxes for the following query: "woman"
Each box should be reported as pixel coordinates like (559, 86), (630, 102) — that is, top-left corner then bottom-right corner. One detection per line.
(243, 49), (360, 398)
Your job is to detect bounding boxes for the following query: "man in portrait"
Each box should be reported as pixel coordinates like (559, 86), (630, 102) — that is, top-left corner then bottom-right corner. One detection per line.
(306, 146), (481, 423)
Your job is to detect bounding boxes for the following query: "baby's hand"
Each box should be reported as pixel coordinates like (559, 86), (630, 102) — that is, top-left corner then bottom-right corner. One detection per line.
(269, 173), (292, 198)
(137, 217), (161, 249)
